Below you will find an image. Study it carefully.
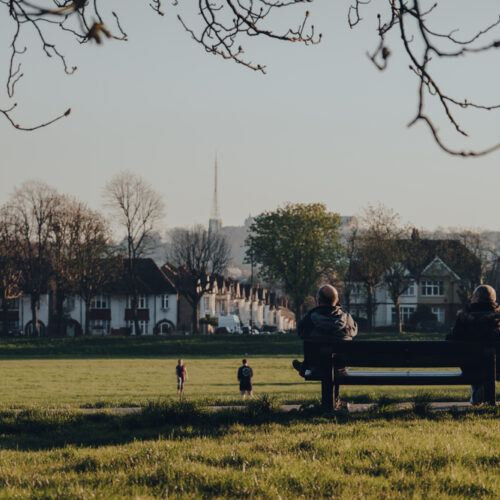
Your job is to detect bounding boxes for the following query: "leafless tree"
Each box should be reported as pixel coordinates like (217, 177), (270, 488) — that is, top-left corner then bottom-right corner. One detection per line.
(430, 228), (498, 304)
(0, 206), (23, 336)
(341, 225), (359, 313)
(168, 225), (231, 333)
(104, 171), (165, 335)
(7, 181), (61, 336)
(65, 200), (119, 336)
(2, 1), (500, 156)
(355, 203), (406, 332)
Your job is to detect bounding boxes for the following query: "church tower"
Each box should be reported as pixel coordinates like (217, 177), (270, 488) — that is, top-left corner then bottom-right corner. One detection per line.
(209, 156), (222, 233)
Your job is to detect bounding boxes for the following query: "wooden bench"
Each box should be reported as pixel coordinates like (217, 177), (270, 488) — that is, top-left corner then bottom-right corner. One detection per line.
(302, 339), (499, 411)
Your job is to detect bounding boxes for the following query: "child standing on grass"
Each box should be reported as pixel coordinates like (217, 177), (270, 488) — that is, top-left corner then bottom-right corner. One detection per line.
(237, 358), (254, 399)
(176, 359), (188, 395)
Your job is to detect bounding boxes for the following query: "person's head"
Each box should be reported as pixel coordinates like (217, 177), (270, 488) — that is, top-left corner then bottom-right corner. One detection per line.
(317, 285), (339, 306)
(242, 358), (247, 365)
(471, 285), (497, 305)
(178, 359), (183, 366)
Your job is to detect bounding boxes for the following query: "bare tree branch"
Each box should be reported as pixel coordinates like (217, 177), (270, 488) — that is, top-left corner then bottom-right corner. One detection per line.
(2, 1), (500, 156)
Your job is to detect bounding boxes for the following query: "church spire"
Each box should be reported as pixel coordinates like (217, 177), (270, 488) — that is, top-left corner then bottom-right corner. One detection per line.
(209, 155), (222, 233)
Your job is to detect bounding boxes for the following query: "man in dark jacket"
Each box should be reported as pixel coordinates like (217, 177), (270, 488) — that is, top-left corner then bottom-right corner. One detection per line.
(447, 284), (500, 404)
(293, 285), (357, 377)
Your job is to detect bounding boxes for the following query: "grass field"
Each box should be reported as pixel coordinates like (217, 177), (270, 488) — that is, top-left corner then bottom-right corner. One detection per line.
(0, 334), (498, 498)
(0, 402), (498, 498)
(0, 332), (490, 407)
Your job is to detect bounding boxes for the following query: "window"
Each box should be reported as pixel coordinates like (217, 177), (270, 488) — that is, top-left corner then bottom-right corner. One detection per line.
(351, 283), (362, 295)
(203, 297), (210, 310)
(128, 295), (148, 308)
(91, 295), (109, 309)
(89, 319), (110, 334)
(161, 294), (169, 309)
(64, 297), (75, 312)
(127, 320), (149, 335)
(401, 281), (416, 297)
(0, 320), (19, 334)
(421, 281), (443, 296)
(391, 306), (416, 325)
(1, 298), (19, 310)
(431, 307), (445, 324)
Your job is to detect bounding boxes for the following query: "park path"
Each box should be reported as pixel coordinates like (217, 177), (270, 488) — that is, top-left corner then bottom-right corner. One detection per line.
(71, 401), (483, 415)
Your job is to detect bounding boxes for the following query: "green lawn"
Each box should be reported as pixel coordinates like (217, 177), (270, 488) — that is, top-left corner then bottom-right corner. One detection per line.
(0, 334), (498, 498)
(0, 402), (498, 499)
(0, 332), (494, 408)
(1, 357), (490, 408)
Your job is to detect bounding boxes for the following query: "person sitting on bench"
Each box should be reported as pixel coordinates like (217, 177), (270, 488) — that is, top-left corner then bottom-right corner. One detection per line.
(447, 284), (500, 405)
(293, 284), (358, 377)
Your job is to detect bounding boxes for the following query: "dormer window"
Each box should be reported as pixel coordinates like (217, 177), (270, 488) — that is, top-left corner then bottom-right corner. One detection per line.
(421, 281), (443, 296)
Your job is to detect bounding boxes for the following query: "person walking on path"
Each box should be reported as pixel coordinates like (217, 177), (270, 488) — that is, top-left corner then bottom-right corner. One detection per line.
(237, 358), (254, 399)
(176, 359), (188, 395)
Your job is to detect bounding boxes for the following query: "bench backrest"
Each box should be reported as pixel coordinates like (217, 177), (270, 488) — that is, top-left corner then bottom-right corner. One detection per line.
(303, 339), (498, 368)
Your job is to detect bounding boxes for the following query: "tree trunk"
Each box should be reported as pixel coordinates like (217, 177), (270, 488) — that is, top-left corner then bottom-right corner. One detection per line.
(394, 296), (402, 334)
(84, 299), (91, 336)
(131, 293), (140, 336)
(344, 288), (351, 313)
(56, 289), (66, 337)
(192, 298), (200, 333)
(1, 297), (8, 337)
(366, 286), (374, 332)
(30, 293), (39, 337)
(294, 302), (302, 326)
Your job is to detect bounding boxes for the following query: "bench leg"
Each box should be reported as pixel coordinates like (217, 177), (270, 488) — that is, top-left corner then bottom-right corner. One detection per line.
(321, 354), (335, 412)
(484, 348), (496, 406)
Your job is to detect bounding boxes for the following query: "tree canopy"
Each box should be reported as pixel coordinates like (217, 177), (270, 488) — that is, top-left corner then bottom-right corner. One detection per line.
(246, 202), (344, 318)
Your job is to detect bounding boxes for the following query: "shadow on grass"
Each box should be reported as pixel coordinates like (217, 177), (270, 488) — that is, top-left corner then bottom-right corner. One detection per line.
(0, 396), (498, 452)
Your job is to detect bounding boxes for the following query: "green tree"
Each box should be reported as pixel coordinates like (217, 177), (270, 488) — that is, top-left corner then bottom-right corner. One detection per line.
(246, 203), (344, 320)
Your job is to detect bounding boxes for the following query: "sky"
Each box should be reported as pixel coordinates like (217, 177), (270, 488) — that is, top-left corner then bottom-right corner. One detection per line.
(0, 1), (499, 232)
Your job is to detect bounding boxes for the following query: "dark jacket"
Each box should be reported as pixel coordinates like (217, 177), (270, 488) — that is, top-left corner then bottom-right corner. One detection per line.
(448, 302), (500, 342)
(298, 304), (358, 340)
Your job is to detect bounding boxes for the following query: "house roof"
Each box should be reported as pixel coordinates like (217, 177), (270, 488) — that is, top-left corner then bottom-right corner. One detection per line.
(349, 238), (481, 283)
(421, 256), (461, 280)
(112, 258), (176, 295)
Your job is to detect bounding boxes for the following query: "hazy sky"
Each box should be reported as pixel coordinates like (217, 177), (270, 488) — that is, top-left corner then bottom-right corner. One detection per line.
(1, 1), (499, 232)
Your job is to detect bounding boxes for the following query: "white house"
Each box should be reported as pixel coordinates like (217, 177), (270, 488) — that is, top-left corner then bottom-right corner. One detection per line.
(1, 258), (178, 336)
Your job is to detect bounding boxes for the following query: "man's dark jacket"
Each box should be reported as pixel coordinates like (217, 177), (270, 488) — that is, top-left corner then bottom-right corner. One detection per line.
(298, 304), (358, 340)
(448, 302), (500, 342)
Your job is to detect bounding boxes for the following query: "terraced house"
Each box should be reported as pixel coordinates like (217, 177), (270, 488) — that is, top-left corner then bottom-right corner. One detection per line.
(348, 239), (482, 329)
(1, 259), (178, 336)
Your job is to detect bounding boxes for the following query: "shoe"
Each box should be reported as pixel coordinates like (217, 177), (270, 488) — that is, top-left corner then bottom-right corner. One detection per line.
(292, 359), (308, 377)
(335, 398), (348, 410)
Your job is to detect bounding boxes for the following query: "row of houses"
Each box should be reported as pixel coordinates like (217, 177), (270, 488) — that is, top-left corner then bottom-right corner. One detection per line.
(0, 259), (295, 336)
(175, 273), (296, 332)
(348, 239), (484, 329)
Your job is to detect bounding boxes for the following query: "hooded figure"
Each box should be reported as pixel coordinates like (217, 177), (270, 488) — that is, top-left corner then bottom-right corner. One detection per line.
(293, 285), (357, 385)
(447, 284), (500, 405)
(298, 285), (357, 340)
